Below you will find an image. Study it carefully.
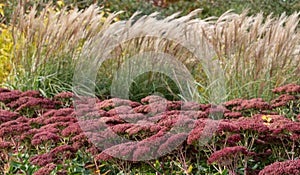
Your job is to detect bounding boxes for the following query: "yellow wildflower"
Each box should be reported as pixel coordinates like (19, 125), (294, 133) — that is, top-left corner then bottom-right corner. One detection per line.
(262, 115), (272, 126)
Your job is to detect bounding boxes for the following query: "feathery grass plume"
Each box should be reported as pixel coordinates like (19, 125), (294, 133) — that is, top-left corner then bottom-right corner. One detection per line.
(199, 11), (300, 100)
(75, 8), (218, 102)
(8, 2), (120, 96)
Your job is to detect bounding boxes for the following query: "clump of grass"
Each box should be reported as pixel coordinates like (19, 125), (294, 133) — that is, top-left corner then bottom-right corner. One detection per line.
(200, 10), (300, 101)
(75, 9), (217, 103)
(5, 2), (119, 97)
(77, 8), (299, 103)
(4, 2), (300, 102)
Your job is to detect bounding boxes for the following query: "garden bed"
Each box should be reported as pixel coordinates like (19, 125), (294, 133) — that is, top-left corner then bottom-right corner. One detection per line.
(0, 84), (299, 174)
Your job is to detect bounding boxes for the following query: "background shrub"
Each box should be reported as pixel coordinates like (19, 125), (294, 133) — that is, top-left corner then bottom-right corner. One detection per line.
(1, 0), (300, 24)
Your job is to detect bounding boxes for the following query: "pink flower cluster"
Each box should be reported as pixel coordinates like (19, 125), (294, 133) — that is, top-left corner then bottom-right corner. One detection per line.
(31, 131), (61, 145)
(33, 163), (56, 175)
(272, 84), (300, 94)
(271, 94), (297, 107)
(0, 110), (19, 122)
(207, 146), (253, 165)
(259, 159), (300, 175)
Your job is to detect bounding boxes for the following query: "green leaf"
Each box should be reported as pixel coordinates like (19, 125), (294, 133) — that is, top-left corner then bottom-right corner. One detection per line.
(10, 160), (22, 169)
(221, 169), (229, 175)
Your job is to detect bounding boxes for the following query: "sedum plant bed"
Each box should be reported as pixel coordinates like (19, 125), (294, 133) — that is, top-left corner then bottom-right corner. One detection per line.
(0, 84), (299, 175)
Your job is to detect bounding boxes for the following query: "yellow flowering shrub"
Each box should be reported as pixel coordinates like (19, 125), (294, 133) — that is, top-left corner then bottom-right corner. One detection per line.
(0, 23), (13, 84)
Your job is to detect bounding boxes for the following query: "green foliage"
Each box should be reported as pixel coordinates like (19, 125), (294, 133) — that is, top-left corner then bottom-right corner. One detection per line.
(100, 0), (300, 20)
(8, 152), (39, 174)
(1, 0), (300, 25)
(129, 72), (181, 102)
